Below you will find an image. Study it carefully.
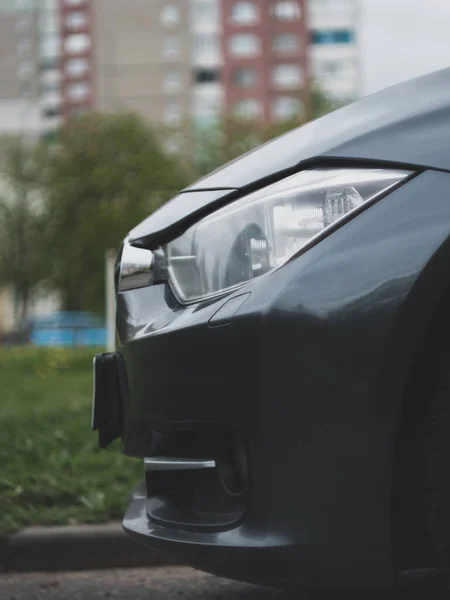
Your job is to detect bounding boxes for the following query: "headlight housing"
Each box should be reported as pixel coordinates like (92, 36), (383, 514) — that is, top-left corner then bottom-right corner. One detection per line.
(164, 168), (411, 303)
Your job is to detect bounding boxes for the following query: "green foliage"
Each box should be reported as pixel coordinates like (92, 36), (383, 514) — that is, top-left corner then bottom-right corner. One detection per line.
(0, 347), (141, 535)
(40, 111), (190, 313)
(308, 86), (338, 120)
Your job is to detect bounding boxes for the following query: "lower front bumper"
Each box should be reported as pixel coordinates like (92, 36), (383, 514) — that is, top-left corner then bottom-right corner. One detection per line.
(123, 484), (395, 589)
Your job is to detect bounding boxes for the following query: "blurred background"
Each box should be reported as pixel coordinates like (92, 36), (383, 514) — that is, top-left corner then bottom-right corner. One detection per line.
(0, 0), (449, 537)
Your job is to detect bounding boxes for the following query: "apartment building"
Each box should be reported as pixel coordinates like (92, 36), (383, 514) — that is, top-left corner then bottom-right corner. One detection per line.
(221, 0), (309, 123)
(57, 0), (311, 127)
(0, 0), (61, 137)
(1, 0), (360, 135)
(58, 0), (193, 127)
(0, 1), (41, 137)
(309, 0), (360, 102)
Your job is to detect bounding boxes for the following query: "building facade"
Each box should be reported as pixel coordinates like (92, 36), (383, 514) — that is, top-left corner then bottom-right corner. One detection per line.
(59, 0), (94, 118)
(221, 0), (309, 123)
(190, 0), (223, 129)
(308, 0), (360, 103)
(59, 0), (312, 128)
(88, 0), (192, 128)
(0, 0), (361, 134)
(0, 0), (62, 138)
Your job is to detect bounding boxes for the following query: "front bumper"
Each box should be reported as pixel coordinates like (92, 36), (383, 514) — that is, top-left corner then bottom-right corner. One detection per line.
(122, 483), (388, 589)
(104, 173), (450, 588)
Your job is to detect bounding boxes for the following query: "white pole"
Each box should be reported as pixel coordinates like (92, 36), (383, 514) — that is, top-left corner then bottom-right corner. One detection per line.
(105, 249), (116, 352)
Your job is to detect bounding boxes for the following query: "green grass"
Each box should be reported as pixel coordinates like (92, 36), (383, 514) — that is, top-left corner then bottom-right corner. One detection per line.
(0, 347), (142, 535)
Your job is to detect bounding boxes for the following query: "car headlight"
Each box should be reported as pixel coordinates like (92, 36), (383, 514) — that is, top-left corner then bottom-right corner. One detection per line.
(165, 168), (412, 303)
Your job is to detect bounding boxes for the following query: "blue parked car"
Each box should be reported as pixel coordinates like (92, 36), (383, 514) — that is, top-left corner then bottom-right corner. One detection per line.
(28, 311), (106, 347)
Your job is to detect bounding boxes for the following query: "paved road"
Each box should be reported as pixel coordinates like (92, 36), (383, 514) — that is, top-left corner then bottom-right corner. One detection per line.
(0, 567), (296, 600)
(0, 566), (442, 599)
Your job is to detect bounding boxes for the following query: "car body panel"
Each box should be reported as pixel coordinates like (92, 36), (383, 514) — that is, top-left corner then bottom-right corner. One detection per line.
(117, 170), (450, 587)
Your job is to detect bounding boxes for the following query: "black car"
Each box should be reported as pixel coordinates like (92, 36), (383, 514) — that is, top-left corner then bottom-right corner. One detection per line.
(93, 69), (450, 589)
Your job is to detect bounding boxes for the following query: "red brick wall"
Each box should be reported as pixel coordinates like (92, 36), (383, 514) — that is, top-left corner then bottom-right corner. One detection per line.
(221, 0), (309, 124)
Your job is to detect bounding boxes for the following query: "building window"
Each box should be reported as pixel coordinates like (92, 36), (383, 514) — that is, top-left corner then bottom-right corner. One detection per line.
(41, 35), (60, 60)
(41, 81), (60, 94)
(272, 1), (301, 20)
(65, 57), (90, 77)
(194, 34), (219, 54)
(195, 68), (220, 83)
(44, 106), (61, 118)
(273, 34), (300, 53)
(194, 1), (219, 23)
(161, 5), (180, 27)
(42, 89), (62, 106)
(162, 37), (180, 59)
(229, 34), (260, 57)
(311, 29), (354, 44)
(233, 98), (262, 119)
(273, 96), (304, 120)
(320, 59), (343, 75)
(41, 57), (58, 70)
(164, 101), (182, 124)
(164, 69), (182, 91)
(233, 67), (258, 87)
(65, 11), (88, 30)
(41, 12), (60, 36)
(231, 2), (260, 24)
(67, 81), (90, 102)
(272, 64), (303, 87)
(64, 33), (90, 54)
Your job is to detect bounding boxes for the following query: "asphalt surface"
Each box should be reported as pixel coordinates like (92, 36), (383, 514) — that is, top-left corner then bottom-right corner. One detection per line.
(1, 566), (445, 599)
(0, 567), (294, 600)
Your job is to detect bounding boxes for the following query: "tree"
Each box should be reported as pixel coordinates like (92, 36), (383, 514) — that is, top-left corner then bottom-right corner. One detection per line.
(0, 139), (45, 323)
(308, 85), (347, 120)
(41, 112), (190, 313)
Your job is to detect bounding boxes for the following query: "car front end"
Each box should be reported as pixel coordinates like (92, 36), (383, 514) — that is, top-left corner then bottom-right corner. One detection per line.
(93, 70), (450, 588)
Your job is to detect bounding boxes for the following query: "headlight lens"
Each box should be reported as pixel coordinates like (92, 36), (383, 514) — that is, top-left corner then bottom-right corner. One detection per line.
(166, 168), (411, 303)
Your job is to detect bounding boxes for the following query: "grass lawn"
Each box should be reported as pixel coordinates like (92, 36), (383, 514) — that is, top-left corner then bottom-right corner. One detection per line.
(0, 347), (142, 536)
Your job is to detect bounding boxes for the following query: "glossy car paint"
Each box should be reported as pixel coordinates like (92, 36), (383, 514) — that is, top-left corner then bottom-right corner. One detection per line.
(115, 70), (450, 588)
(120, 170), (450, 588)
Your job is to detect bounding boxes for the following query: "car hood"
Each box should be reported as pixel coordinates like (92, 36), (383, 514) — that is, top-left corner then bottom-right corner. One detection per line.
(130, 68), (450, 248)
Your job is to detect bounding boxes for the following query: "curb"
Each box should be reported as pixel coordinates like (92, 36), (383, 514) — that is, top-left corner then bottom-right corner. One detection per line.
(0, 523), (176, 573)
